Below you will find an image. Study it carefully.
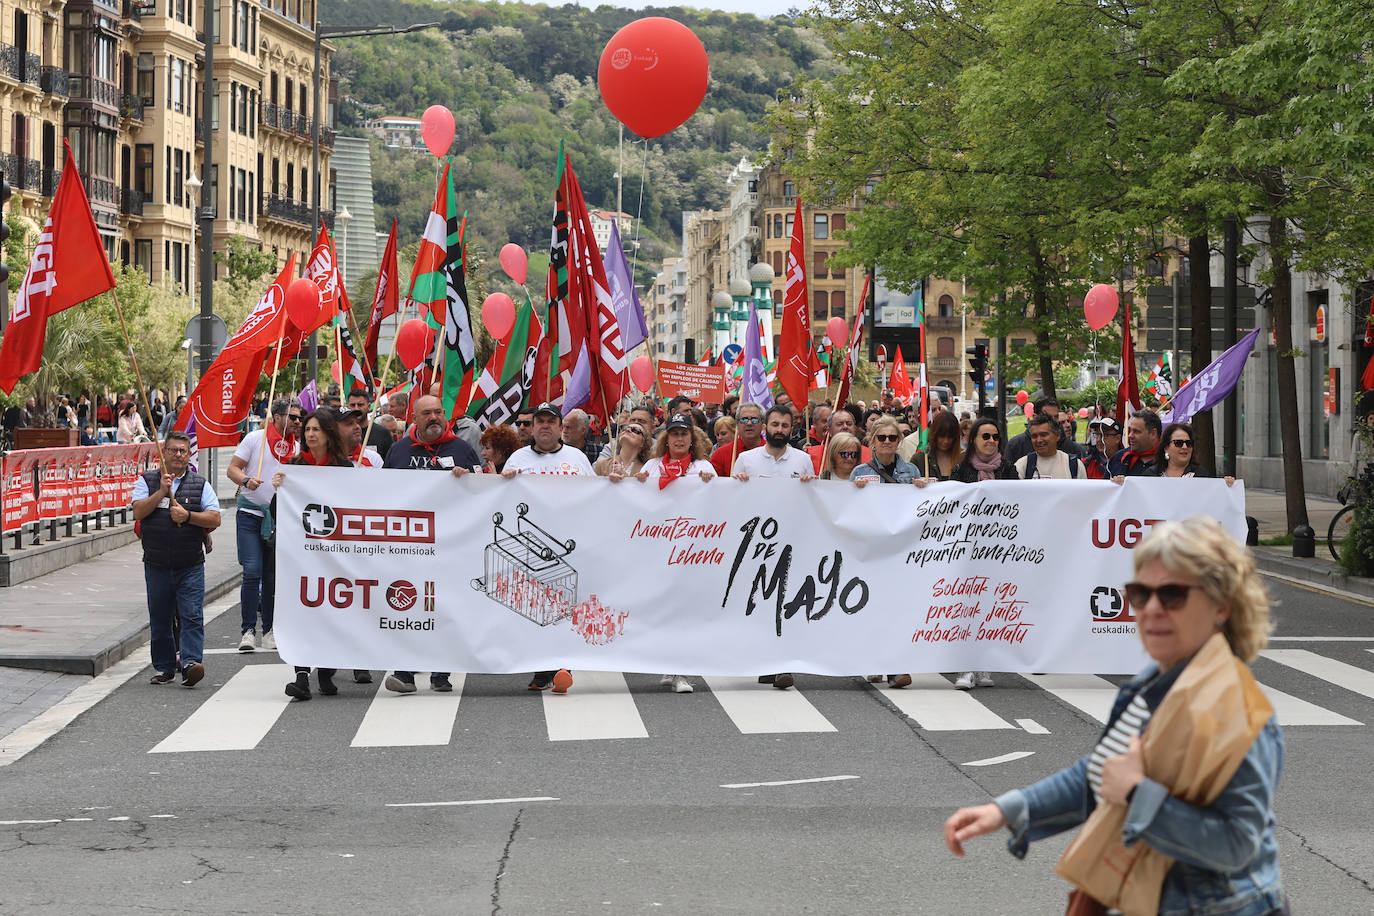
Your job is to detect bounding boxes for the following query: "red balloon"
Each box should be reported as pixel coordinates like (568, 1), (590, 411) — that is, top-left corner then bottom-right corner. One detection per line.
(1023, 402), (1035, 420)
(284, 278), (322, 331)
(1083, 284), (1120, 330)
(421, 105), (456, 159)
(1077, 407), (1091, 419)
(629, 355), (655, 392)
(482, 293), (516, 340)
(826, 317), (848, 345)
(499, 244), (528, 285)
(598, 18), (709, 138)
(330, 360), (342, 384)
(1016, 389), (1029, 406)
(395, 319), (434, 371)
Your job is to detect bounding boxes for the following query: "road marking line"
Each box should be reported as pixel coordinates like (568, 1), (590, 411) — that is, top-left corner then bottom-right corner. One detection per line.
(1261, 649), (1374, 700)
(150, 663), (294, 753)
(881, 674), (1016, 730)
(703, 676), (837, 734)
(351, 676), (465, 747)
(721, 775), (859, 789)
(1269, 637), (1374, 642)
(963, 751), (1035, 767)
(0, 595), (238, 767)
(0, 819), (61, 825)
(543, 671), (648, 741)
(205, 647), (279, 655)
(1016, 718), (1050, 734)
(385, 796), (560, 808)
(1258, 571), (1374, 606)
(64, 818), (93, 822)
(149, 814), (177, 819)
(1021, 674), (1118, 723)
(107, 816), (129, 821)
(1257, 684), (1360, 726)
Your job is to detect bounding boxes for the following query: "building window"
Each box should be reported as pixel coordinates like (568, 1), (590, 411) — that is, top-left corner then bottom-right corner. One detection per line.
(771, 251), (784, 276)
(1012, 337), (1026, 350)
(813, 252), (827, 278)
(814, 213), (828, 240)
(229, 81), (236, 132)
(785, 213), (794, 237)
(938, 336), (955, 358)
(813, 290), (828, 316)
(783, 180), (795, 197)
(832, 291), (845, 320)
(135, 144), (152, 197)
(938, 294), (954, 317)
(135, 239), (152, 277)
(772, 214), (782, 238)
(137, 54), (155, 106)
(833, 213), (846, 232)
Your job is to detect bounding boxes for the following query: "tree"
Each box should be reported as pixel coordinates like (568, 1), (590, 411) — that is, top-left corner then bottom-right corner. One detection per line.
(214, 236), (278, 293)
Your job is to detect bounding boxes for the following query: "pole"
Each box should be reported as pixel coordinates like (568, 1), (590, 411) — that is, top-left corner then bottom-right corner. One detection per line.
(110, 289), (165, 474)
(1223, 217), (1239, 477)
(255, 309), (293, 480)
(309, 18), (323, 384)
(198, 0), (215, 379)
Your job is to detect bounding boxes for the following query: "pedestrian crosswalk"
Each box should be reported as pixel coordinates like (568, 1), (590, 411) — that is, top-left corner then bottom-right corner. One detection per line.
(138, 647), (1374, 754)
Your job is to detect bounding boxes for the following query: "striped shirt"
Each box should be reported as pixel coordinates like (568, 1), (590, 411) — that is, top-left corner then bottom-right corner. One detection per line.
(1087, 693), (1150, 805)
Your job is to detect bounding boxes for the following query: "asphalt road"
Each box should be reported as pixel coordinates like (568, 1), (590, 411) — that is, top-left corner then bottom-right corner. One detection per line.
(0, 575), (1371, 914)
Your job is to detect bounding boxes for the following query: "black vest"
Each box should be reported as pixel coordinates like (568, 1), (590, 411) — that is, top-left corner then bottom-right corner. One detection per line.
(139, 468), (209, 569)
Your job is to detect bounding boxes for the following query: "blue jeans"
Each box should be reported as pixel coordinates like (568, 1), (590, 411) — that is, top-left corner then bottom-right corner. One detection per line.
(236, 510), (275, 634)
(145, 563), (205, 675)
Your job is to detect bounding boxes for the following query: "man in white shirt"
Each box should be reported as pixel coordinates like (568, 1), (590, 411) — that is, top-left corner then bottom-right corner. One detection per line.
(732, 405), (817, 481)
(500, 402), (588, 692)
(1015, 413), (1085, 480)
(226, 397), (302, 651)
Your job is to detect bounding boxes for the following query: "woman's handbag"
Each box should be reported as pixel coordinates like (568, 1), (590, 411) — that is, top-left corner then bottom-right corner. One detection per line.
(1064, 889), (1106, 916)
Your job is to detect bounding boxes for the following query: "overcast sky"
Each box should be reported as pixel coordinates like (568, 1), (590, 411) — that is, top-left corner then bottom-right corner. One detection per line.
(569, 1), (810, 16)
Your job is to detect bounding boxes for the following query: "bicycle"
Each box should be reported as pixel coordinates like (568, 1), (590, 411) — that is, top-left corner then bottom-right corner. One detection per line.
(1328, 464), (1374, 561)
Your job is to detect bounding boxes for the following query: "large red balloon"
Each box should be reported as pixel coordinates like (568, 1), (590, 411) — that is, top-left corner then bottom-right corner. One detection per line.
(421, 105), (455, 159)
(1083, 284), (1120, 330)
(629, 355), (655, 392)
(482, 293), (516, 340)
(598, 18), (709, 138)
(284, 278), (322, 330)
(395, 319), (435, 371)
(499, 244), (528, 285)
(826, 317), (848, 346)
(1016, 390), (1030, 406)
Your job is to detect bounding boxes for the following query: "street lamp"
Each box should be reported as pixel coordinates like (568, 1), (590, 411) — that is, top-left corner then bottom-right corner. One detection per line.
(183, 172), (201, 300)
(337, 205), (351, 288)
(308, 18), (439, 381)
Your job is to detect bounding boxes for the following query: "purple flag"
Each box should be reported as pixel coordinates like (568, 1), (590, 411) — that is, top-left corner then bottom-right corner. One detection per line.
(1161, 328), (1260, 426)
(297, 380), (319, 414)
(183, 412), (199, 474)
(742, 302), (774, 409)
(562, 344), (592, 415)
(604, 222), (648, 353)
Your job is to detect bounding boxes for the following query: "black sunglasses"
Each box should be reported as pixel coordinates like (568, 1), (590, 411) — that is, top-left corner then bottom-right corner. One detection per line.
(836, 450), (859, 459)
(622, 426), (644, 436)
(515, 420), (533, 427)
(1170, 438), (1193, 448)
(874, 433), (900, 442)
(1122, 582), (1202, 610)
(287, 414), (304, 422)
(979, 432), (1000, 442)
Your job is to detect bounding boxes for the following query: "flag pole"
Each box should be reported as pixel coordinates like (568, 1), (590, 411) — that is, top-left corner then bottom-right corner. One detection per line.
(255, 305), (294, 481)
(109, 288), (166, 475)
(357, 295), (419, 467)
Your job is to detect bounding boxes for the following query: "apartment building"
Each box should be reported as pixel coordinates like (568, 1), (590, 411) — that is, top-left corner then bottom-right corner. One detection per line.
(364, 115), (421, 150)
(0, 0), (333, 291)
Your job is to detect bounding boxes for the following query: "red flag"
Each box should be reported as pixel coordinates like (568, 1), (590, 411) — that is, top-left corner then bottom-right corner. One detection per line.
(1115, 298), (1142, 424)
(891, 345), (913, 401)
(777, 199), (818, 407)
(0, 140), (117, 393)
(1363, 356), (1374, 392)
(364, 218), (400, 381)
(178, 256), (296, 445)
(833, 283), (867, 410)
(303, 223), (343, 326)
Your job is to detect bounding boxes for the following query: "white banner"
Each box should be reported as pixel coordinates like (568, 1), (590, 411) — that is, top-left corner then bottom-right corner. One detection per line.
(274, 472), (1246, 676)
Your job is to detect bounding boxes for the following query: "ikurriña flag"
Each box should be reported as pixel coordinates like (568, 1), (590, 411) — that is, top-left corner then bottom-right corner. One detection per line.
(0, 140), (117, 393)
(364, 218), (400, 382)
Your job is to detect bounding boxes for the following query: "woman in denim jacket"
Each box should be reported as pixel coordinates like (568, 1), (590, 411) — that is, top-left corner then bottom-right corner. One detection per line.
(944, 518), (1288, 916)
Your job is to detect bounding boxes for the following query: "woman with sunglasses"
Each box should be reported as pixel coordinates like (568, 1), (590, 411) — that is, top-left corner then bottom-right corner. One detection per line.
(594, 420), (653, 478)
(950, 417), (1018, 483)
(1151, 423), (1210, 479)
(945, 519), (1287, 916)
(820, 432), (862, 480)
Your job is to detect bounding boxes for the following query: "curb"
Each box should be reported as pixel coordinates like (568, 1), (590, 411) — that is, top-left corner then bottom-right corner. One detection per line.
(1251, 547), (1374, 603)
(0, 571), (242, 676)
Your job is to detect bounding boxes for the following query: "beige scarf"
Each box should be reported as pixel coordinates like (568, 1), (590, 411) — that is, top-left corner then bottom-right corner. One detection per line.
(1054, 632), (1273, 916)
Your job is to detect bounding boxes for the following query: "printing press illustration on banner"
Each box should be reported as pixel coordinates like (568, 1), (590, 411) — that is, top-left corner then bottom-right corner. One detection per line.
(471, 503), (579, 626)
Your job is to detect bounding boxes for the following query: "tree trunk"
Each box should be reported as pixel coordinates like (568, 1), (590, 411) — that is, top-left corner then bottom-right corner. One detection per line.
(1031, 243), (1056, 399)
(1188, 232), (1216, 473)
(1268, 209), (1309, 531)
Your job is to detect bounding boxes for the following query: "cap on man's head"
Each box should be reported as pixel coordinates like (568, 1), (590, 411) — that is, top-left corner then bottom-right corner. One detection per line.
(1090, 416), (1121, 433)
(664, 413), (694, 431)
(335, 407), (365, 423)
(532, 402), (561, 419)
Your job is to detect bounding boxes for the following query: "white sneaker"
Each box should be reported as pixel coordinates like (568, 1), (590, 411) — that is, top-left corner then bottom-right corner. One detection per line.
(261, 631), (277, 651)
(659, 674), (675, 688)
(975, 671), (995, 687)
(671, 676), (694, 694)
(953, 672), (976, 690)
(238, 631), (256, 652)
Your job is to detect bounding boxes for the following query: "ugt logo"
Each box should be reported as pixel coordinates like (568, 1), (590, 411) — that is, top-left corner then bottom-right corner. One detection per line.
(1089, 586), (1137, 623)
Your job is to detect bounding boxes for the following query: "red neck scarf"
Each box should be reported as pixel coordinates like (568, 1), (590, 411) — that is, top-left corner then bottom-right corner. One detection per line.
(658, 454), (692, 489)
(350, 444), (379, 467)
(408, 424), (459, 455)
(297, 449), (332, 466)
(265, 421), (297, 461)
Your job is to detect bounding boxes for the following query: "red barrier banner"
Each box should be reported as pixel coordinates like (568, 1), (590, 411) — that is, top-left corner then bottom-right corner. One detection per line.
(2, 443), (158, 533)
(655, 360), (727, 403)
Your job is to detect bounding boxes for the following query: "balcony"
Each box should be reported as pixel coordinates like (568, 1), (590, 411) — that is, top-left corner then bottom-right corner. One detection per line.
(68, 75), (120, 110)
(119, 188), (144, 216)
(40, 66), (69, 96)
(320, 127), (336, 149)
(929, 356), (961, 374)
(261, 101), (280, 129)
(261, 193), (334, 229)
(84, 174), (117, 207)
(295, 113), (311, 136)
(0, 154), (43, 193)
(21, 51), (40, 88)
(123, 0), (147, 21)
(925, 315), (962, 329)
(41, 168), (59, 197)
(120, 94), (145, 121)
(0, 44), (17, 81)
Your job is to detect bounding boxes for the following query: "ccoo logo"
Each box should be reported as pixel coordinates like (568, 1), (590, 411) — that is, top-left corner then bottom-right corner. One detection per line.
(302, 503), (337, 537)
(1089, 585), (1137, 623)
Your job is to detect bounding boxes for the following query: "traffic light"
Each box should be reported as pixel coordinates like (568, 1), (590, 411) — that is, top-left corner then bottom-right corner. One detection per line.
(0, 170), (10, 286)
(966, 343), (989, 411)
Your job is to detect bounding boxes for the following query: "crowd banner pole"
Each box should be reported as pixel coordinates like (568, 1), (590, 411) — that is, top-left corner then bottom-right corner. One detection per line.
(109, 288), (166, 475)
(254, 307), (294, 481)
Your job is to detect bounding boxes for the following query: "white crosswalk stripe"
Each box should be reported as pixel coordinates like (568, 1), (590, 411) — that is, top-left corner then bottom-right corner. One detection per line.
(137, 651), (1374, 753)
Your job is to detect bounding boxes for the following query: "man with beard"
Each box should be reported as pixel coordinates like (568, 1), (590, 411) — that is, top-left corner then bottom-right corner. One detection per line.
(337, 405), (383, 468)
(381, 395), (483, 695)
(348, 389), (393, 461)
(731, 405), (817, 481)
(709, 401), (765, 476)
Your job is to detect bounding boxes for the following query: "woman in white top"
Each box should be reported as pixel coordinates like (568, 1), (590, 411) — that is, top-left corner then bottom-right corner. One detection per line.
(116, 401), (146, 443)
(637, 414), (716, 485)
(594, 420), (652, 478)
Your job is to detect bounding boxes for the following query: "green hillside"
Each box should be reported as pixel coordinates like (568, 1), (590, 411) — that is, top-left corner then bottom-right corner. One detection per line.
(326, 1), (834, 287)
